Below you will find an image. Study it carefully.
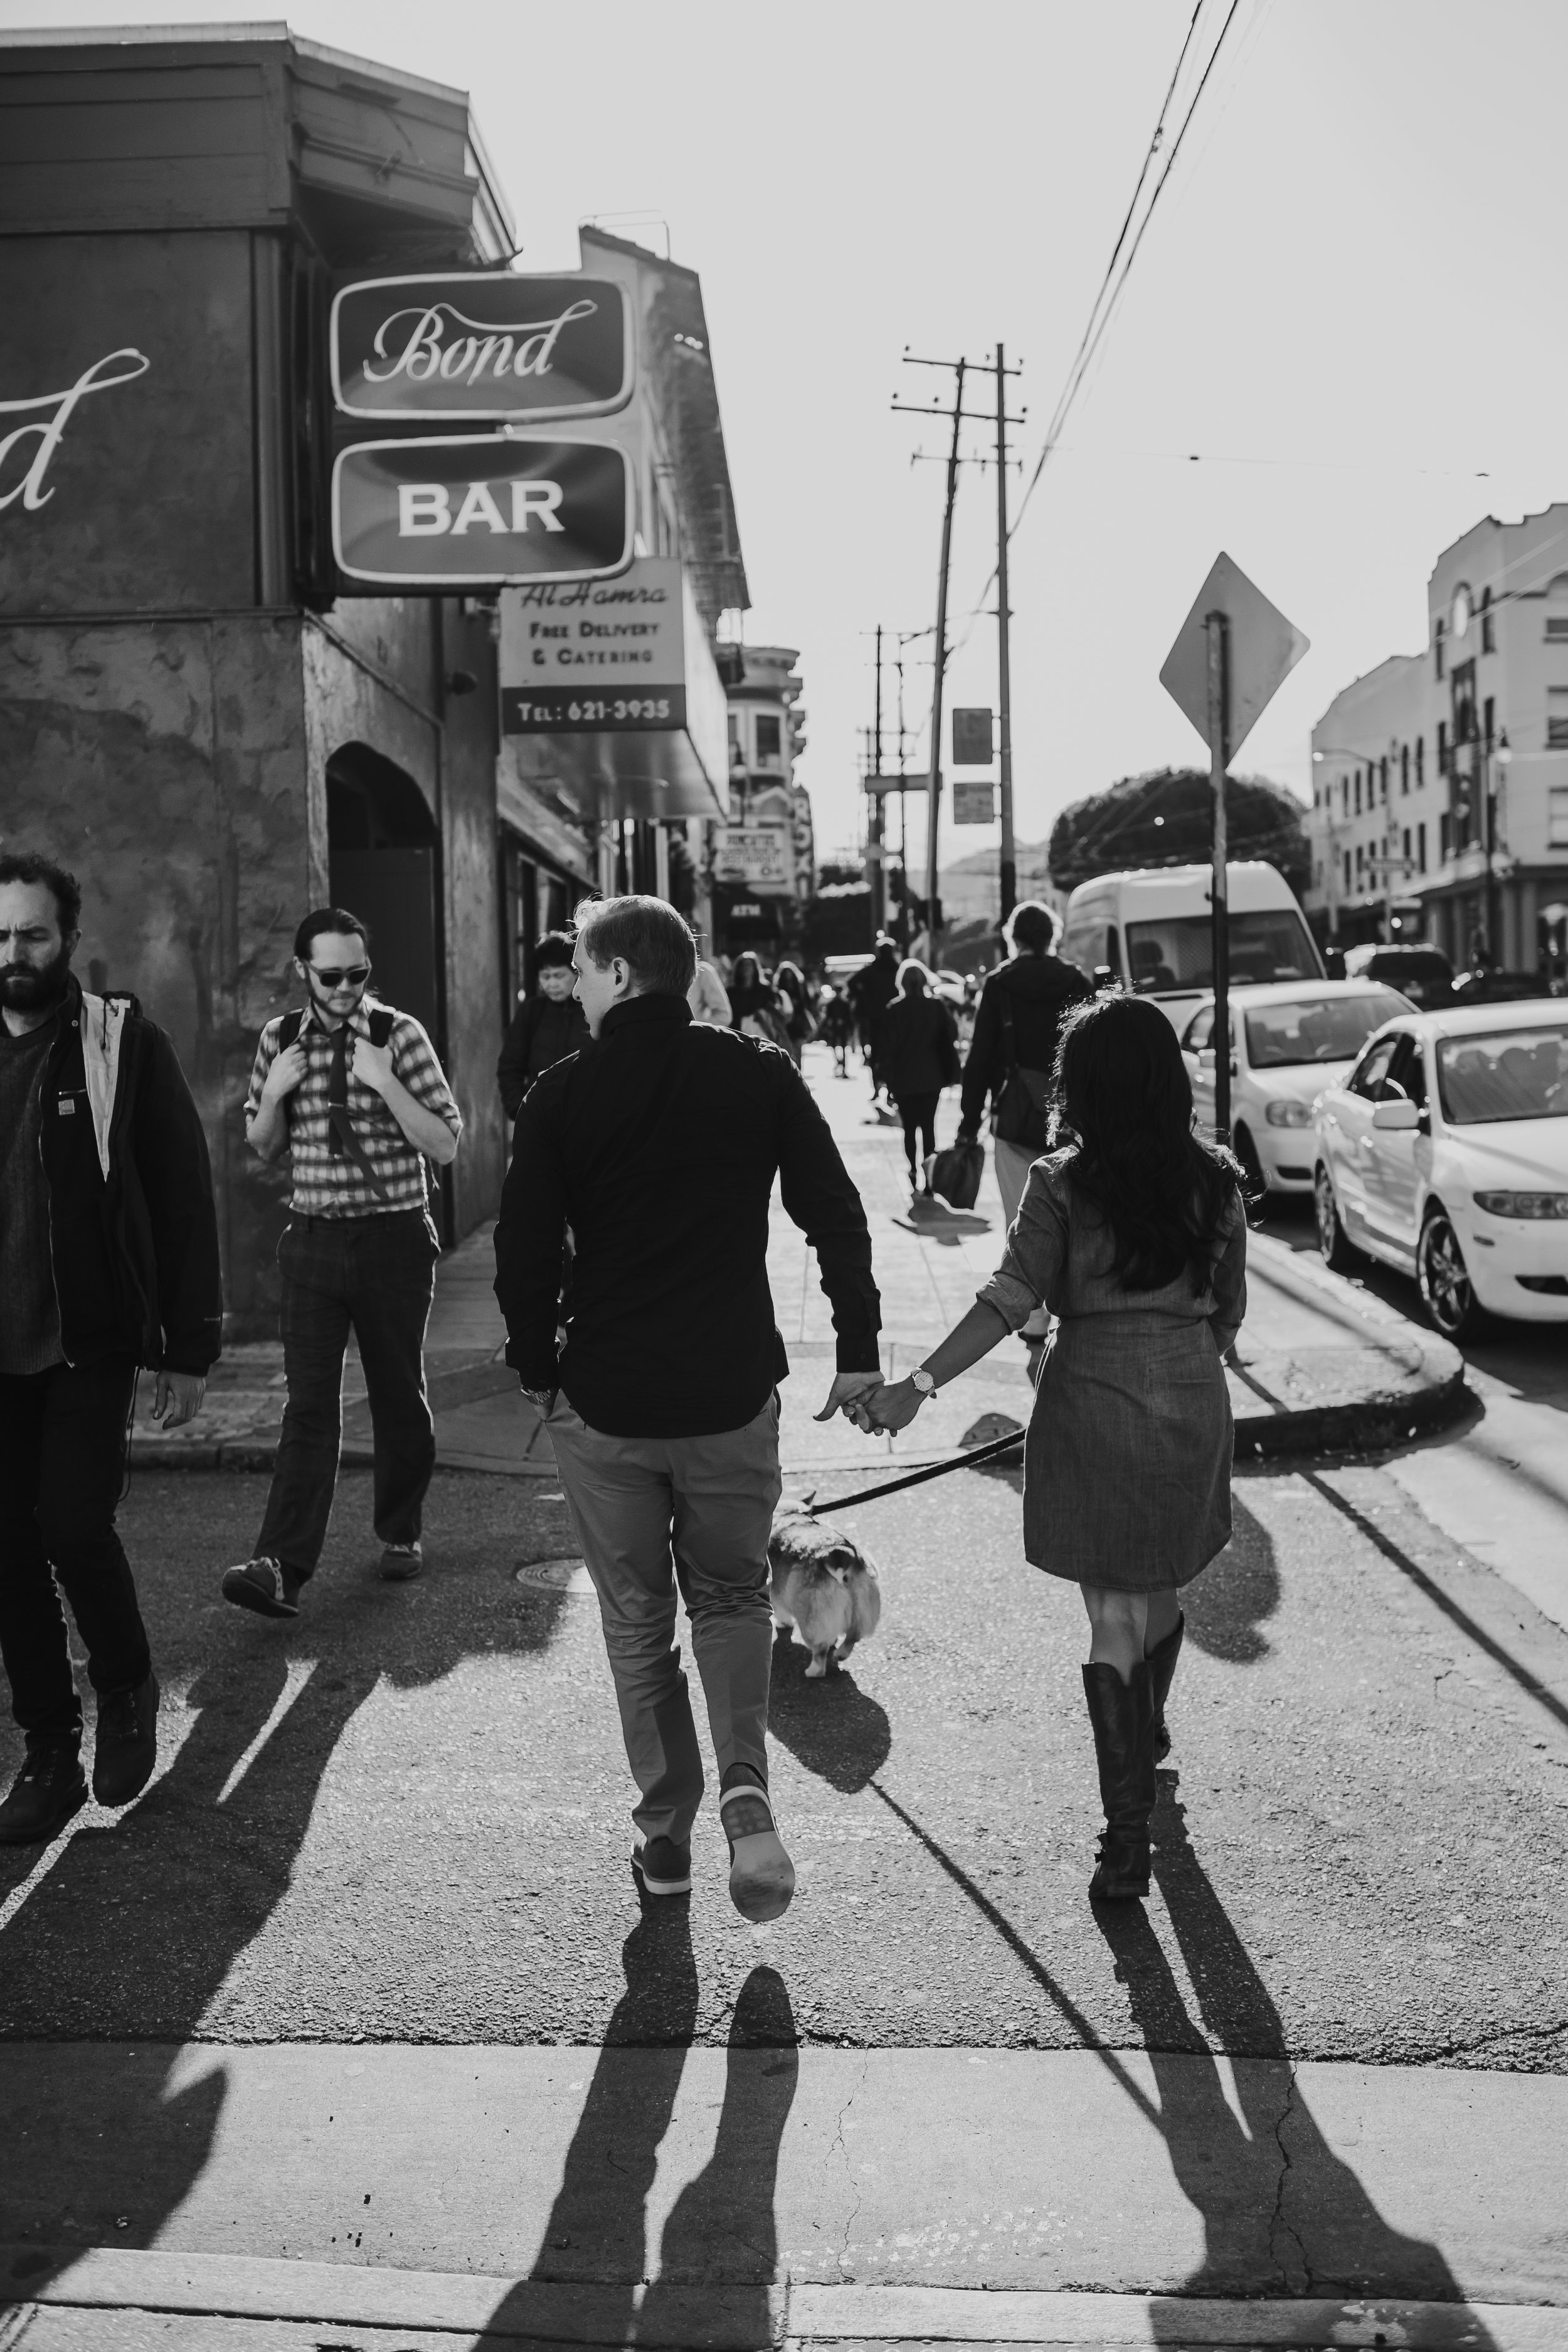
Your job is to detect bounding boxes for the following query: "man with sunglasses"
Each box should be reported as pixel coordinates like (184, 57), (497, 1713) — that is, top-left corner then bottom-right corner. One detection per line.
(221, 908), (462, 1617)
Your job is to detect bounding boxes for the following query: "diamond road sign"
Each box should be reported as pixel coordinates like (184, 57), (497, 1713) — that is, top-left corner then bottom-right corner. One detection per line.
(1159, 552), (1309, 755)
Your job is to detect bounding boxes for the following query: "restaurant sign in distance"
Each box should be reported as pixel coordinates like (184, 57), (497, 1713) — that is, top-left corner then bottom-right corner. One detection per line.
(332, 436), (632, 590)
(331, 274), (632, 422)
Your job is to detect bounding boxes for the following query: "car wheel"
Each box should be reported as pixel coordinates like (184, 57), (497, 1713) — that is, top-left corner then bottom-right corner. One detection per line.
(1314, 1165), (1362, 1272)
(1417, 1209), (1483, 1342)
(1234, 1126), (1268, 1221)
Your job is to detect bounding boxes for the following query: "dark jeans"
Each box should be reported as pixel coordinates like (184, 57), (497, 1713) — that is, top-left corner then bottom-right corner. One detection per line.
(0, 1352), (149, 1743)
(257, 1209), (438, 1577)
(895, 1089), (940, 1178)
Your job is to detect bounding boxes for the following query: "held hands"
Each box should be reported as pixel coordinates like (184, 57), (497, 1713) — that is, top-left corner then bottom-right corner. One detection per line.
(861, 1377), (924, 1433)
(813, 1372), (884, 1431)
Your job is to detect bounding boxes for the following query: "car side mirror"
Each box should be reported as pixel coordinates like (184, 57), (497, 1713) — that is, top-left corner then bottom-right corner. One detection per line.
(1372, 1097), (1420, 1131)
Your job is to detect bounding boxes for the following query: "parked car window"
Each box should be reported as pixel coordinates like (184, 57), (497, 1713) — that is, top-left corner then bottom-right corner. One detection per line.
(1348, 1037), (1401, 1101)
(1386, 1034), (1428, 1110)
(1126, 908), (1319, 992)
(1436, 1025), (1568, 1125)
(1244, 988), (1409, 1069)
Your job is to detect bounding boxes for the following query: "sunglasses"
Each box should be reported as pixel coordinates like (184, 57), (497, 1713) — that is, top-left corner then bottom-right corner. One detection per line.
(310, 964), (371, 988)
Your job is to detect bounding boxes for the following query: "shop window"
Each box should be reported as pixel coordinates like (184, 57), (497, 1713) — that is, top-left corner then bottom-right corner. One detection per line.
(1550, 788), (1568, 848)
(1549, 689), (1568, 750)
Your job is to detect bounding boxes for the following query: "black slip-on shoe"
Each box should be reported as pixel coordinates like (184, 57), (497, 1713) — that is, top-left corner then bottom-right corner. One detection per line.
(221, 1557), (302, 1619)
(632, 1836), (692, 1897)
(0, 1740), (87, 1846)
(93, 1671), (159, 1809)
(378, 1540), (424, 1583)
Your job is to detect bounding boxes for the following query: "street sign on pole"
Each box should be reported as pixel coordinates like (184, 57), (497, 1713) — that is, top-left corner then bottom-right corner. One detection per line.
(953, 707), (993, 765)
(952, 778), (995, 824)
(864, 773), (930, 795)
(1160, 553), (1309, 1150)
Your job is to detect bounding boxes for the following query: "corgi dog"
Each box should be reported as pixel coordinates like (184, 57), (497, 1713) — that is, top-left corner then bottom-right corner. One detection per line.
(767, 1505), (881, 1678)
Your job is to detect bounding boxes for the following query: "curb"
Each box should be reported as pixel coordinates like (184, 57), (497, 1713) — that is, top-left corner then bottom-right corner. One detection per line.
(3, 2249), (1557, 2349)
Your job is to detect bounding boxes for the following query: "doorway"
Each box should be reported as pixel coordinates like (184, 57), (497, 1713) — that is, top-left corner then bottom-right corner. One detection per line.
(326, 744), (442, 1047)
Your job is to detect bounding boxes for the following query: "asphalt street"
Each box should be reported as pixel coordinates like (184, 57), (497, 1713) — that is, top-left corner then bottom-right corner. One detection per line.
(3, 1054), (1567, 2342)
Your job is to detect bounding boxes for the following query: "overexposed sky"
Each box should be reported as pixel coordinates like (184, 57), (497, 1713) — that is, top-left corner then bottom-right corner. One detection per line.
(9, 0), (1568, 871)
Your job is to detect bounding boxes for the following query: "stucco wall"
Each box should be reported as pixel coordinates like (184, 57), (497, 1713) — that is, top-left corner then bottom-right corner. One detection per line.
(0, 614), (311, 1334)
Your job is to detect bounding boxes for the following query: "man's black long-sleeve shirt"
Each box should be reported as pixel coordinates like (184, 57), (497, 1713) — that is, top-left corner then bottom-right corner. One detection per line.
(494, 992), (881, 1438)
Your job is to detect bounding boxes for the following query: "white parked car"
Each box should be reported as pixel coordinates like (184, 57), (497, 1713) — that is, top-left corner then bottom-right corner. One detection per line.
(1180, 981), (1414, 1200)
(1313, 1000), (1568, 1338)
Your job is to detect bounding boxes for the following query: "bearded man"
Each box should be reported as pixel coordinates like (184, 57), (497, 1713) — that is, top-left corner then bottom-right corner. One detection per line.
(0, 852), (221, 1845)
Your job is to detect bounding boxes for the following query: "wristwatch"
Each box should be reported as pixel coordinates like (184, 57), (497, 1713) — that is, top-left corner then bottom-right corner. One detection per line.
(911, 1366), (938, 1399)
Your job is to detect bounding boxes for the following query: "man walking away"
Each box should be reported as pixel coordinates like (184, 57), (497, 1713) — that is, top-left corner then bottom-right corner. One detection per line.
(0, 852), (220, 1845)
(497, 932), (590, 1121)
(494, 896), (883, 1922)
(957, 901), (1092, 1366)
(221, 908), (462, 1618)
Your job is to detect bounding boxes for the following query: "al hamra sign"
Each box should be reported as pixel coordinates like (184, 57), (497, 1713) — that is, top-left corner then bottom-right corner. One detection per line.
(499, 556), (689, 733)
(331, 274), (632, 422)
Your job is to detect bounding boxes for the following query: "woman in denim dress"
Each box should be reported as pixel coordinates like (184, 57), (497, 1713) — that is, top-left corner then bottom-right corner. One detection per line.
(867, 993), (1246, 1900)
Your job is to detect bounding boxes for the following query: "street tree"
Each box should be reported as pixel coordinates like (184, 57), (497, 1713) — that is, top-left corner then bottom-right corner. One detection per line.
(1047, 766), (1310, 897)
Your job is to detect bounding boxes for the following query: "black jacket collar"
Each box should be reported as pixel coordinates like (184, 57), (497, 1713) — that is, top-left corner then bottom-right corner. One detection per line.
(600, 993), (693, 1039)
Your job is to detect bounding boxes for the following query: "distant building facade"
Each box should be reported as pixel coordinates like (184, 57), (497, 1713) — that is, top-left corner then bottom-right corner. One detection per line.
(1307, 506), (1568, 970)
(708, 645), (813, 958)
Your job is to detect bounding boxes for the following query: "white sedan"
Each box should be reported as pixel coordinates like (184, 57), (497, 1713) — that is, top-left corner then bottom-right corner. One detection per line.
(1180, 981), (1414, 1199)
(1313, 1000), (1568, 1338)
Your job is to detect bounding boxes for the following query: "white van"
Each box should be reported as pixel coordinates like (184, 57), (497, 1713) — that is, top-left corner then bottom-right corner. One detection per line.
(1059, 862), (1323, 1032)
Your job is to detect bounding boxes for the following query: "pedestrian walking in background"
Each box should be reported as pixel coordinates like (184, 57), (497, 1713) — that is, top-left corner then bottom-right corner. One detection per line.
(494, 896), (883, 1922)
(958, 901), (1093, 1364)
(866, 994), (1245, 1904)
(497, 931), (590, 1120)
(774, 958), (814, 1064)
(0, 852), (221, 1845)
(687, 955), (732, 1028)
(220, 907), (463, 1619)
(819, 985), (855, 1077)
(728, 951), (793, 1052)
(881, 960), (961, 1197)
(849, 937), (901, 1107)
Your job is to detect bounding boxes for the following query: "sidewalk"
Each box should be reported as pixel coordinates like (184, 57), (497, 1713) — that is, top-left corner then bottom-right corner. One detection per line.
(132, 1047), (1466, 1478)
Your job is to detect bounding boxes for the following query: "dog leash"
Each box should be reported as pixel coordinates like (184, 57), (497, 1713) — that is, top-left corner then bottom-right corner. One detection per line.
(803, 1426), (1024, 1515)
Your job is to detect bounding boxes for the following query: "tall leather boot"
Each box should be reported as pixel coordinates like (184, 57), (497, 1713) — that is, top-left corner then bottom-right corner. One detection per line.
(1081, 1660), (1156, 1900)
(1147, 1611), (1185, 1764)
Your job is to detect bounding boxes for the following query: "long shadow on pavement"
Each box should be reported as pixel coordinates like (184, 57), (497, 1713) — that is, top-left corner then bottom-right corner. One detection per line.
(1094, 1776), (1497, 2333)
(765, 1627), (891, 1793)
(0, 1508), (567, 2307)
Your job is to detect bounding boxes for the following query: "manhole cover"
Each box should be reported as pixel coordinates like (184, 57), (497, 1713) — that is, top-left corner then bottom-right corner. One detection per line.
(515, 1556), (595, 1597)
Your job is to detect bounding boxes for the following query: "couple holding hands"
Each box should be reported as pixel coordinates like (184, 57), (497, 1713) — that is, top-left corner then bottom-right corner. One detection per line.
(496, 896), (1244, 1927)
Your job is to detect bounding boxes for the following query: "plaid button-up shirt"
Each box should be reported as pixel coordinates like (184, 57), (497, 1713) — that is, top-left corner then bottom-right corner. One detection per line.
(245, 997), (463, 1219)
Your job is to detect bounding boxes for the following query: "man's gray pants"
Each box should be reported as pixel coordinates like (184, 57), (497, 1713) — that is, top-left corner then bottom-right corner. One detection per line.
(546, 1392), (781, 1849)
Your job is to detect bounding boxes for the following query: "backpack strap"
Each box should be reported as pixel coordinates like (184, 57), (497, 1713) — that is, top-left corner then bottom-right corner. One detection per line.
(277, 1009), (307, 1051)
(368, 1007), (396, 1049)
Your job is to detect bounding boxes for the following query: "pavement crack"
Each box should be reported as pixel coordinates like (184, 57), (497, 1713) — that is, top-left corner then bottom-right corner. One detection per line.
(827, 2055), (866, 2277)
(1267, 2058), (1312, 2295)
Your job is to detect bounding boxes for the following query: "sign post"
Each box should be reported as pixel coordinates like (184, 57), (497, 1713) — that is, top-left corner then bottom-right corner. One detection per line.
(1160, 552), (1309, 1150)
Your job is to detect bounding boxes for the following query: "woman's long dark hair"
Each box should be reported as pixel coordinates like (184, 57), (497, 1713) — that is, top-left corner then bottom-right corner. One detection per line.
(1052, 993), (1240, 1293)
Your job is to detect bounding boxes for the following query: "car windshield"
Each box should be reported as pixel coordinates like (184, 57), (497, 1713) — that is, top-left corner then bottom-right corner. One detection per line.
(1244, 988), (1409, 1069)
(1436, 1025), (1568, 1125)
(1126, 909), (1320, 992)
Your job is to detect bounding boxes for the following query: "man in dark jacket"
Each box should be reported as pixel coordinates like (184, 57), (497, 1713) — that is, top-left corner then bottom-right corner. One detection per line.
(496, 931), (590, 1120)
(494, 896), (882, 1926)
(0, 851), (221, 1845)
(958, 901), (1092, 1345)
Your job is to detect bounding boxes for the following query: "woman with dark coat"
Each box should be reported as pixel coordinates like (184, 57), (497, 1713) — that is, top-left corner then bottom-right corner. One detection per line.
(866, 994), (1246, 1904)
(727, 952), (793, 1051)
(497, 931), (590, 1120)
(881, 960), (961, 1194)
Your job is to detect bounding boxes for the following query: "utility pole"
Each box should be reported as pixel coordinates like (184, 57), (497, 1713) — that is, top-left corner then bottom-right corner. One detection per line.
(925, 359), (963, 965)
(869, 624), (885, 941)
(1205, 610), (1231, 1143)
(994, 342), (1018, 924)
